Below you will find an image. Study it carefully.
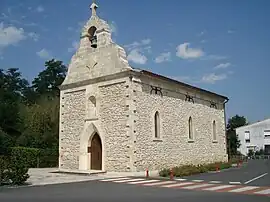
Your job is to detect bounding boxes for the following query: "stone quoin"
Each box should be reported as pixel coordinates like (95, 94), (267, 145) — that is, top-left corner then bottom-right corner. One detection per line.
(58, 1), (229, 173)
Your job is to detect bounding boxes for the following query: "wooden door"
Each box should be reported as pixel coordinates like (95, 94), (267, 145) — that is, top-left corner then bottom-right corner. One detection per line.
(91, 133), (102, 170)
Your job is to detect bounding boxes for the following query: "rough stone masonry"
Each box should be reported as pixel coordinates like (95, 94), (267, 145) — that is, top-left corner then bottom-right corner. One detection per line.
(58, 1), (229, 173)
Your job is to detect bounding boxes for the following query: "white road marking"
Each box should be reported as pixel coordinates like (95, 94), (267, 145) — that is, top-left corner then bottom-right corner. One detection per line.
(128, 179), (160, 184)
(229, 186), (259, 193)
(209, 181), (222, 184)
(203, 185), (236, 191)
(114, 178), (145, 183)
(162, 182), (195, 188)
(175, 178), (187, 181)
(100, 177), (130, 182)
(254, 188), (270, 195)
(143, 181), (176, 186)
(182, 183), (214, 189)
(244, 173), (268, 185)
(229, 181), (242, 185)
(192, 180), (204, 182)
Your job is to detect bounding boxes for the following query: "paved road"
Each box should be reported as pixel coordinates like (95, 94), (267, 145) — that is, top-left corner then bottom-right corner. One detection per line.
(177, 159), (270, 186)
(0, 179), (269, 202)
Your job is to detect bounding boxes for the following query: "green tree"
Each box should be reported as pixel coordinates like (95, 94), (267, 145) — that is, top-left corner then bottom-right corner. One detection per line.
(226, 115), (248, 156)
(0, 127), (13, 155)
(32, 59), (67, 98)
(0, 68), (28, 138)
(16, 59), (66, 149)
(17, 95), (60, 149)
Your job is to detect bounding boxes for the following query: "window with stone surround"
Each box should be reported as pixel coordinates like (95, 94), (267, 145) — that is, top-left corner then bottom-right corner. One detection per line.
(213, 120), (217, 141)
(87, 95), (97, 118)
(188, 116), (193, 140)
(154, 111), (160, 138)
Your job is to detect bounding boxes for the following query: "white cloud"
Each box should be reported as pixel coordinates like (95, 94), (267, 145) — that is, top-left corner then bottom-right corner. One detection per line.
(125, 38), (152, 64)
(176, 43), (204, 59)
(228, 29), (235, 34)
(0, 22), (26, 48)
(155, 52), (171, 63)
(68, 41), (79, 53)
(214, 62), (231, 69)
(125, 38), (151, 51)
(127, 49), (147, 64)
(36, 48), (52, 59)
(201, 73), (227, 84)
(141, 39), (151, 45)
(144, 46), (152, 54)
(36, 6), (44, 13)
(28, 32), (39, 41)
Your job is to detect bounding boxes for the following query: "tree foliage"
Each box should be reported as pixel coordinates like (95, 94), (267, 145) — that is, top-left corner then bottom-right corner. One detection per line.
(226, 115), (248, 156)
(0, 59), (67, 167)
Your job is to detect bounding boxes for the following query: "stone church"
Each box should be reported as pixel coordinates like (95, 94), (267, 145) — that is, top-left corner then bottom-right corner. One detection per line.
(58, 1), (229, 173)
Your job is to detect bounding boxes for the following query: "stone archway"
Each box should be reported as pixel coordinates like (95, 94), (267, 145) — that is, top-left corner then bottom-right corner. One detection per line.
(79, 123), (104, 171)
(90, 133), (102, 170)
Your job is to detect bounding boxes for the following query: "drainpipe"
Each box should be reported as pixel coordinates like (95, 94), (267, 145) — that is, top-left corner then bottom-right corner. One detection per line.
(223, 98), (229, 159)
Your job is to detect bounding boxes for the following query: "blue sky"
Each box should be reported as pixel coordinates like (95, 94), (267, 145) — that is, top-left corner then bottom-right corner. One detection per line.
(0, 0), (269, 123)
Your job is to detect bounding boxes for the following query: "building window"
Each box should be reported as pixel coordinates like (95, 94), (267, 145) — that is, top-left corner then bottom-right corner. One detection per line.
(154, 111), (160, 138)
(188, 116), (193, 140)
(87, 95), (97, 118)
(213, 120), (217, 141)
(245, 131), (250, 143)
(264, 130), (270, 138)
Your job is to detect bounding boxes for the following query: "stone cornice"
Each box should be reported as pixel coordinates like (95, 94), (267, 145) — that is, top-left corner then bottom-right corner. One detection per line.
(58, 70), (131, 91)
(59, 69), (228, 102)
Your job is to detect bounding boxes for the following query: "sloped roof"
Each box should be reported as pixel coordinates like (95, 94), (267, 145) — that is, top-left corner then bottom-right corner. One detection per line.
(132, 67), (229, 100)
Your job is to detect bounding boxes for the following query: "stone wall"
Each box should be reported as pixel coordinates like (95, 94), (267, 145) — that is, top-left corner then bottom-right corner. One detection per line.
(99, 81), (130, 171)
(59, 89), (86, 170)
(132, 79), (228, 172)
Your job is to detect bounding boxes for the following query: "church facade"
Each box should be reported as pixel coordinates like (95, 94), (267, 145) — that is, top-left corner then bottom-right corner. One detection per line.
(58, 2), (229, 172)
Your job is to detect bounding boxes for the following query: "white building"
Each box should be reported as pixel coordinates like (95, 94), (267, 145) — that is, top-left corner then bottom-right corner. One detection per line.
(58, 1), (229, 173)
(236, 118), (270, 155)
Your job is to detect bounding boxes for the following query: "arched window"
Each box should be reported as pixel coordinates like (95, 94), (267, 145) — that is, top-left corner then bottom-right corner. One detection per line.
(188, 116), (193, 139)
(213, 120), (217, 141)
(89, 96), (96, 107)
(88, 95), (97, 117)
(154, 111), (160, 138)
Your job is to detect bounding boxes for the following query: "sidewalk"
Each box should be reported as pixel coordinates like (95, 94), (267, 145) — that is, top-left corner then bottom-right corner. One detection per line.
(26, 168), (158, 186)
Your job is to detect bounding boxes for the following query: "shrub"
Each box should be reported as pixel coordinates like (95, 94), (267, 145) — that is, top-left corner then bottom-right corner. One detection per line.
(173, 165), (201, 177)
(38, 148), (58, 168)
(4, 147), (36, 185)
(159, 168), (170, 177)
(229, 158), (239, 164)
(10, 147), (40, 168)
(159, 161), (232, 177)
(0, 155), (9, 185)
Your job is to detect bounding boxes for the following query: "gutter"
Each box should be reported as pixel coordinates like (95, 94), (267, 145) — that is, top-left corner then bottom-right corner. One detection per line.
(223, 98), (229, 104)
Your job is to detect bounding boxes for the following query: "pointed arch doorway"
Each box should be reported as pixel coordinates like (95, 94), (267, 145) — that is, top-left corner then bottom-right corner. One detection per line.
(90, 133), (102, 170)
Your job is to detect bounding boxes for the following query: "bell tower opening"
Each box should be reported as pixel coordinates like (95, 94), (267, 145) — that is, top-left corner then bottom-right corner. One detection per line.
(88, 26), (97, 48)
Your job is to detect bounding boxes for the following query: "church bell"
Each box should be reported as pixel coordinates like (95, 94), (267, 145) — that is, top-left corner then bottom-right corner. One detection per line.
(90, 35), (97, 48)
